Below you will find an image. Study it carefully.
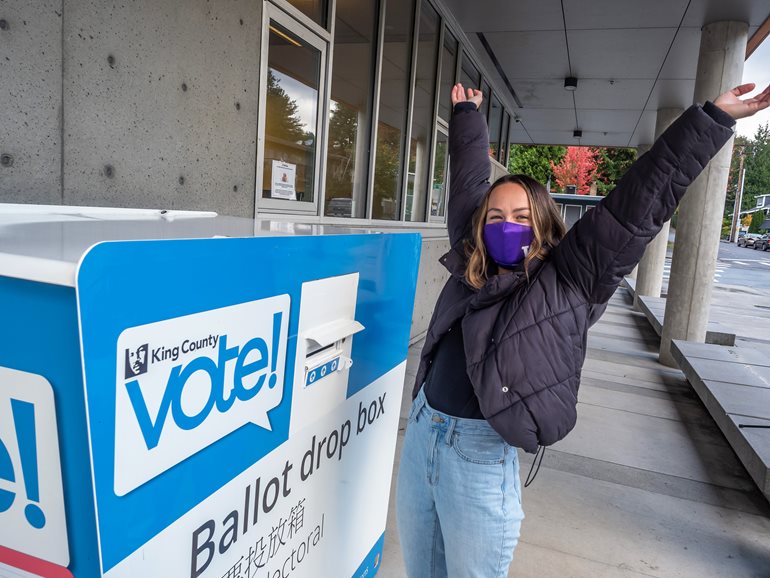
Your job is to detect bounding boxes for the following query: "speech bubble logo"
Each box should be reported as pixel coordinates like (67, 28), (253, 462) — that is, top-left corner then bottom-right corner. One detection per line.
(114, 295), (290, 496)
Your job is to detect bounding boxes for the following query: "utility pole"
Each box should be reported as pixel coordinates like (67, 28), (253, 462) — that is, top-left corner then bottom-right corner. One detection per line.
(730, 146), (746, 243)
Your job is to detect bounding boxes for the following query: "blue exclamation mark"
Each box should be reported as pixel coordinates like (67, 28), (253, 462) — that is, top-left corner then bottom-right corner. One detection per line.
(10, 399), (46, 529)
(268, 311), (282, 389)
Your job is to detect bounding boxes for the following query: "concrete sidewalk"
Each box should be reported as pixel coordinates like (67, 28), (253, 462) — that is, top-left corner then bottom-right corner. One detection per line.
(378, 287), (770, 577)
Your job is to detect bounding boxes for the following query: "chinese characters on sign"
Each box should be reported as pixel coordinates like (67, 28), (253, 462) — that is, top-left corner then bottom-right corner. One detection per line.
(221, 499), (325, 578)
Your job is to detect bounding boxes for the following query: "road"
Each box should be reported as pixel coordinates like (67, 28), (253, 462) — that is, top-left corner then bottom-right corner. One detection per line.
(660, 239), (770, 294)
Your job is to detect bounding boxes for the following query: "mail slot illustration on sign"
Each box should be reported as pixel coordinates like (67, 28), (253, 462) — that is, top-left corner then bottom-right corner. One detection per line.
(291, 274), (364, 434)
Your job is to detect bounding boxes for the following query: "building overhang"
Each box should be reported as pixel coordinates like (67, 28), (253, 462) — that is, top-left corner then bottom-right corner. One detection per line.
(443, 0), (770, 147)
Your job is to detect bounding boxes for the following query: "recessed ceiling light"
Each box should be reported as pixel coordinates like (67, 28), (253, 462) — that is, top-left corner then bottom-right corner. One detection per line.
(564, 77), (578, 91)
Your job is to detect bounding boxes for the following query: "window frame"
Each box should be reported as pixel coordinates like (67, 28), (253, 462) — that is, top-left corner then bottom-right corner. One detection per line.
(460, 50), (481, 94)
(270, 0), (334, 37)
(401, 0), (442, 223)
(437, 25), (458, 123)
(428, 121), (450, 223)
(322, 0), (379, 219)
(255, 3), (330, 216)
(499, 111), (510, 166)
(487, 90), (503, 158)
(368, 0), (416, 221)
(564, 204), (582, 227)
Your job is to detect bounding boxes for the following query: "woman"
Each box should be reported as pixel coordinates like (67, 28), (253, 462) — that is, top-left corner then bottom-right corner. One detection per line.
(396, 82), (770, 577)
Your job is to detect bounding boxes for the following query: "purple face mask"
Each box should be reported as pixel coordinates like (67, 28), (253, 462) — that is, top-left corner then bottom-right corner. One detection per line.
(483, 221), (535, 269)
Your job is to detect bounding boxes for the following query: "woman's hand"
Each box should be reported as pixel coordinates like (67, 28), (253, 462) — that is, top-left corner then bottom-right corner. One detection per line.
(714, 83), (770, 120)
(451, 83), (483, 110)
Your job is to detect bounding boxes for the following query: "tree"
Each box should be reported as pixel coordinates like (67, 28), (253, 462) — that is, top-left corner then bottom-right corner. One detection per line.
(265, 69), (308, 144)
(741, 214), (752, 229)
(508, 145), (566, 186)
(595, 147), (636, 196)
(724, 125), (770, 224)
(372, 123), (402, 219)
(325, 101), (359, 203)
(744, 123), (770, 210)
(726, 135), (751, 214)
(550, 146), (601, 195)
(750, 211), (764, 233)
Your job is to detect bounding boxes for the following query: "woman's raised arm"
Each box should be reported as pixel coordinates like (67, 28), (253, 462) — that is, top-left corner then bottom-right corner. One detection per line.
(552, 83), (770, 306)
(447, 84), (491, 249)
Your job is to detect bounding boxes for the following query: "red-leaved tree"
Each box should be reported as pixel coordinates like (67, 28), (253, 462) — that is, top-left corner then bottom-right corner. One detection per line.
(550, 146), (601, 195)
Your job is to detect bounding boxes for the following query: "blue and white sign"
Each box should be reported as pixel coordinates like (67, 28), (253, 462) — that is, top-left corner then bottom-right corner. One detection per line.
(0, 367), (69, 568)
(76, 234), (421, 577)
(114, 296), (290, 496)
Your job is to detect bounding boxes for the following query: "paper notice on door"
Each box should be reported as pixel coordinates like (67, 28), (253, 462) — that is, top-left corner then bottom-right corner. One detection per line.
(271, 161), (297, 200)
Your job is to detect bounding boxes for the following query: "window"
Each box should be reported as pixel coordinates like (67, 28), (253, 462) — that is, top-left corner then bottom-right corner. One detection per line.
(438, 29), (458, 121)
(372, 0), (415, 220)
(430, 127), (449, 220)
(405, 0), (440, 222)
(488, 94), (502, 159)
(507, 119), (519, 171)
(460, 52), (480, 92)
(324, 0), (378, 218)
(500, 111), (510, 165)
(283, 0), (328, 28)
(564, 205), (582, 228)
(480, 80), (491, 119)
(255, 2), (500, 225)
(258, 7), (326, 213)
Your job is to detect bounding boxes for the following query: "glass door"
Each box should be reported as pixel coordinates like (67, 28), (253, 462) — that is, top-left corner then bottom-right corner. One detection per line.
(257, 4), (327, 214)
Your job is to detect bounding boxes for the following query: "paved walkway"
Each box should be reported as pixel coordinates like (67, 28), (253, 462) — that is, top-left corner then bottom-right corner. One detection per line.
(379, 287), (770, 577)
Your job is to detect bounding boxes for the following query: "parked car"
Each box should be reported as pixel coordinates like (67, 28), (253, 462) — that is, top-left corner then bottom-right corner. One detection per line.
(325, 197), (353, 217)
(753, 234), (770, 251)
(738, 232), (763, 248)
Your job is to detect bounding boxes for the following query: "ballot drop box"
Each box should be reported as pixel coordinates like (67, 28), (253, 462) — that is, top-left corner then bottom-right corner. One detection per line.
(0, 206), (421, 578)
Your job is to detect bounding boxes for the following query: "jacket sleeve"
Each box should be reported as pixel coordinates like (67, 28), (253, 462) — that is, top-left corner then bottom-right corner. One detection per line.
(551, 102), (735, 305)
(447, 103), (491, 249)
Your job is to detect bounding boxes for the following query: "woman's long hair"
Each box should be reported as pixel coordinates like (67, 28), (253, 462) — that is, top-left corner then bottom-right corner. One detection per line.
(465, 174), (566, 289)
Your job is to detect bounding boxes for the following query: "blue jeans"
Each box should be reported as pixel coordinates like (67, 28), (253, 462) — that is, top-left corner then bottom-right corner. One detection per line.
(396, 388), (525, 578)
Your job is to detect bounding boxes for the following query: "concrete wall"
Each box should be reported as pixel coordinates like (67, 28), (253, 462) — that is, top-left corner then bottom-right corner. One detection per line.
(2, 0), (261, 216)
(411, 236), (450, 341)
(0, 1), (63, 204)
(63, 0), (262, 215)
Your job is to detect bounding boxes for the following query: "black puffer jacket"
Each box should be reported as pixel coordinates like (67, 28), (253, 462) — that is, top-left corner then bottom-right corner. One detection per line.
(413, 101), (735, 453)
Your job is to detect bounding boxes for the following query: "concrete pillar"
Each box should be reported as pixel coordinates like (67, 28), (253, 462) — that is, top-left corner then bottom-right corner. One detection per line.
(659, 21), (748, 366)
(633, 108), (683, 308)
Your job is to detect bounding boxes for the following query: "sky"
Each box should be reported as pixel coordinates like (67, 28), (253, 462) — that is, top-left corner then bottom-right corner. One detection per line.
(736, 37), (770, 138)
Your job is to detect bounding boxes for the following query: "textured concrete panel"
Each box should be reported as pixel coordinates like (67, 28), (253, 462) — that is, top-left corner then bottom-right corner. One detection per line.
(62, 0), (261, 216)
(682, 342), (770, 367)
(637, 294), (736, 346)
(0, 1), (62, 204)
(409, 236), (449, 341)
(672, 340), (770, 501)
